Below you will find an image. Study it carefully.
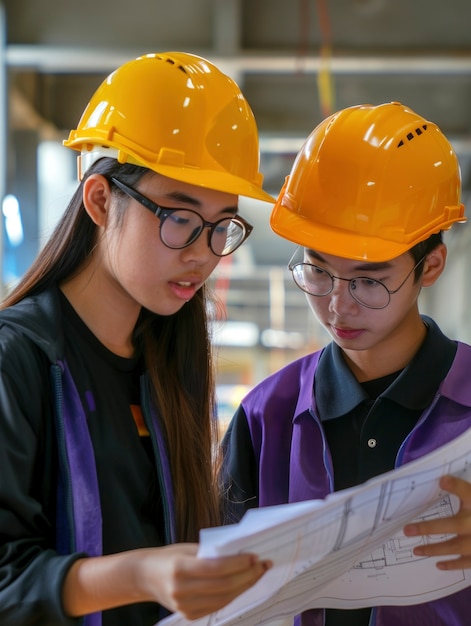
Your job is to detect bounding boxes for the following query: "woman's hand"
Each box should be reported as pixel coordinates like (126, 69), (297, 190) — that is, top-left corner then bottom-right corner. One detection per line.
(63, 543), (272, 621)
(139, 543), (272, 620)
(403, 475), (471, 570)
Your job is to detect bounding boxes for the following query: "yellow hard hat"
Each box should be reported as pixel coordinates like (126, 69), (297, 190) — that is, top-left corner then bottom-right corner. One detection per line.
(270, 102), (466, 261)
(64, 51), (274, 203)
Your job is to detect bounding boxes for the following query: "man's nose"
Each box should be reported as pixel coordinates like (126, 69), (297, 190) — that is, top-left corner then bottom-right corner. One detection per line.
(329, 277), (357, 310)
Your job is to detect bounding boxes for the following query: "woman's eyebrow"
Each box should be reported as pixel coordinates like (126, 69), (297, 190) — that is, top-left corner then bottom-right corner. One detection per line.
(306, 249), (393, 272)
(164, 191), (204, 206)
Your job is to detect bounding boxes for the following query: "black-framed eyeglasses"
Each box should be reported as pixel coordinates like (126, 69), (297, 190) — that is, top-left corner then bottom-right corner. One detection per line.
(111, 177), (253, 257)
(288, 249), (426, 309)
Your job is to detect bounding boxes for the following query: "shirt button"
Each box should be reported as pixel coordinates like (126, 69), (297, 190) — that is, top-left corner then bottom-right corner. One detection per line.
(367, 438), (377, 448)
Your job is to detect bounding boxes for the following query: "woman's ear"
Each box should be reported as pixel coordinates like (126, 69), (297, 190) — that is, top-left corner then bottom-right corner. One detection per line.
(82, 174), (113, 227)
(420, 243), (447, 288)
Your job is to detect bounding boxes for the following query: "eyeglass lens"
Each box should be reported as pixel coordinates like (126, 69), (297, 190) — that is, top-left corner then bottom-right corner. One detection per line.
(292, 264), (391, 308)
(161, 210), (246, 256)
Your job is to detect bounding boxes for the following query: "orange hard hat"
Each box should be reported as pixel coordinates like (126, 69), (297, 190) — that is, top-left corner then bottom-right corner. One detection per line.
(64, 52), (274, 203)
(270, 102), (465, 261)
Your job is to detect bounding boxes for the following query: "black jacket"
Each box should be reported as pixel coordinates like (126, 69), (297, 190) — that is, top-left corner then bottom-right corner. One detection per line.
(0, 288), (172, 626)
(0, 289), (82, 624)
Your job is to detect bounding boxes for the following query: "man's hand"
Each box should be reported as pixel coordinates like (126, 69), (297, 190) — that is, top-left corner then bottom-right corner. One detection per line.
(403, 475), (471, 570)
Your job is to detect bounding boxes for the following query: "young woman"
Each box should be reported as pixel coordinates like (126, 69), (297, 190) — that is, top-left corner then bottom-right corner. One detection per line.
(0, 52), (274, 626)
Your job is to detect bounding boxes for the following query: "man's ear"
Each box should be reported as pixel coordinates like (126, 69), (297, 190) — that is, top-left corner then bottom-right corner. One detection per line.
(420, 243), (447, 288)
(82, 174), (113, 227)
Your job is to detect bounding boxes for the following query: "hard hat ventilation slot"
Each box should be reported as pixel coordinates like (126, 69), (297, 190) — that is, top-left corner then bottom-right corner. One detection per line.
(396, 124), (428, 148)
(155, 54), (188, 75)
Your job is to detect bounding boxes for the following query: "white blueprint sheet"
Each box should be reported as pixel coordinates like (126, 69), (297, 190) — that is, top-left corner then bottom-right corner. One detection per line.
(157, 427), (471, 626)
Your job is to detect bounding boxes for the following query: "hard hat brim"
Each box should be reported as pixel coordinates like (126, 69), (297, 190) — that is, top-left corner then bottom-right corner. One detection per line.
(270, 202), (466, 262)
(67, 142), (276, 204)
(147, 162), (276, 204)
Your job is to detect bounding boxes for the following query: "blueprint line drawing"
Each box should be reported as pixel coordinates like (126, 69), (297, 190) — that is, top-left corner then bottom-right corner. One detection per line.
(353, 497), (455, 572)
(157, 428), (471, 626)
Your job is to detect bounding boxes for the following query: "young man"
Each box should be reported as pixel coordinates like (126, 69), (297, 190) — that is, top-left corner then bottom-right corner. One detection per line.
(222, 102), (471, 625)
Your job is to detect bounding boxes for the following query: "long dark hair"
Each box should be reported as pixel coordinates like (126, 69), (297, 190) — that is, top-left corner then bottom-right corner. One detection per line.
(2, 157), (221, 541)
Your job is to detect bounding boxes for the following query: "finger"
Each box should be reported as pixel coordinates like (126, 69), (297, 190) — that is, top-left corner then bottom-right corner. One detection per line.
(404, 503), (471, 538)
(178, 557), (271, 595)
(404, 517), (462, 537)
(412, 534), (466, 558)
(176, 591), (240, 622)
(183, 553), (270, 580)
(436, 555), (471, 571)
(439, 475), (471, 508)
(171, 560), (271, 620)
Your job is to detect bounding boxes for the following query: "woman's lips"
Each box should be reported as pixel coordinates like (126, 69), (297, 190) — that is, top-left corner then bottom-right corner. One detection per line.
(169, 280), (199, 300)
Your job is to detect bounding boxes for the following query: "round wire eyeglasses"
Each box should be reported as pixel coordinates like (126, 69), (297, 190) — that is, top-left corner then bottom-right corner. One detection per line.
(288, 251), (426, 309)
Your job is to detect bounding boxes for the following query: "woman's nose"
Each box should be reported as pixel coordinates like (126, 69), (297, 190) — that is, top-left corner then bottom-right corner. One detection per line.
(180, 228), (214, 262)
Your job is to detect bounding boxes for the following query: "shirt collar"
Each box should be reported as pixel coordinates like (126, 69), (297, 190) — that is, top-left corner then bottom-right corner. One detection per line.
(315, 316), (457, 421)
(315, 342), (367, 420)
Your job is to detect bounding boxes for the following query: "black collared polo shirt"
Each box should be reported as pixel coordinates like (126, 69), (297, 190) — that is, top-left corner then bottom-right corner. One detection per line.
(316, 317), (457, 626)
(315, 316), (457, 491)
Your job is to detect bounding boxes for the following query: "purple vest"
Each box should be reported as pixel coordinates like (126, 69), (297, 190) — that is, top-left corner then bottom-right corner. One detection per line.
(241, 343), (471, 626)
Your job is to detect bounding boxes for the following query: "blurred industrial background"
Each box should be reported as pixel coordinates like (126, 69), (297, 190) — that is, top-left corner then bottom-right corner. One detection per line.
(2, 0), (471, 418)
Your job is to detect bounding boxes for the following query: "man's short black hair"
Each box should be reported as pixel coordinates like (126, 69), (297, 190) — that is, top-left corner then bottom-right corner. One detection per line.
(409, 232), (443, 280)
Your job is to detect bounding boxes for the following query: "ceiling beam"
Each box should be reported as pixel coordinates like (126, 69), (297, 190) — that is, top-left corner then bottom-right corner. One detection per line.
(6, 45), (471, 76)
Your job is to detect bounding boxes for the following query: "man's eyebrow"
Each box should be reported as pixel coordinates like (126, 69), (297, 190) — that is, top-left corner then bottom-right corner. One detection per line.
(306, 249), (393, 272)
(163, 191), (238, 214)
